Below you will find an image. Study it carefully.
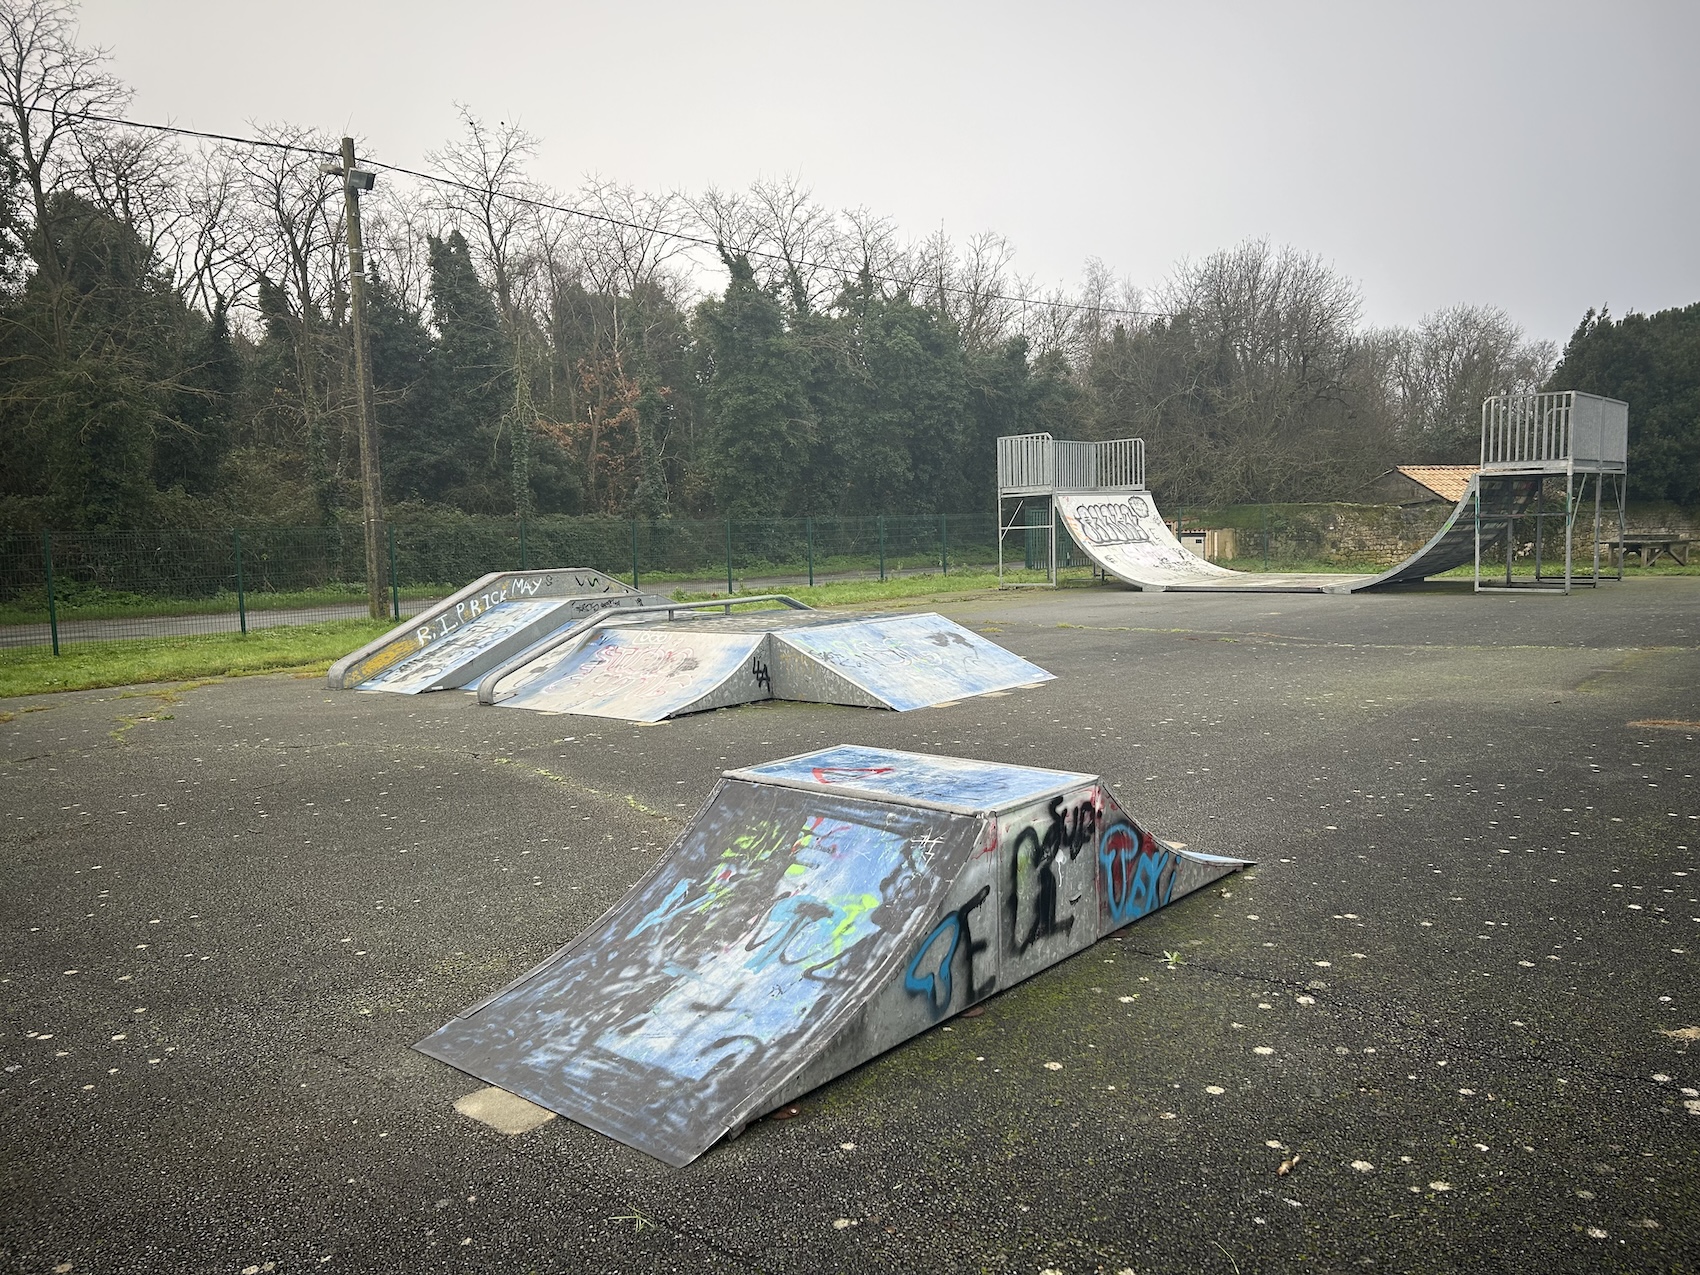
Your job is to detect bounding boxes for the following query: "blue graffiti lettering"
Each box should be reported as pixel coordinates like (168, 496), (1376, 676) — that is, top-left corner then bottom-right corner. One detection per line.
(904, 885), (994, 1015)
(1099, 819), (1176, 925)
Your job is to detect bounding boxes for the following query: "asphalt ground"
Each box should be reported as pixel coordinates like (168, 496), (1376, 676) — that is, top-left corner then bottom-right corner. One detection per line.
(3, 578), (1698, 1275)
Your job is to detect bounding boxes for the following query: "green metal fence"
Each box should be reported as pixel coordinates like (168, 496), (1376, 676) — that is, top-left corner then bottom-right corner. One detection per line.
(0, 513), (1003, 652)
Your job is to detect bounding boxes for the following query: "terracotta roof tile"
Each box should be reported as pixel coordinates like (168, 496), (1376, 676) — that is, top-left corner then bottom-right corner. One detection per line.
(1394, 465), (1479, 504)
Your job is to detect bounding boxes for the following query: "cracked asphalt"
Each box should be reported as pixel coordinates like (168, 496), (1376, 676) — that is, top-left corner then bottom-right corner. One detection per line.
(3, 577), (1698, 1275)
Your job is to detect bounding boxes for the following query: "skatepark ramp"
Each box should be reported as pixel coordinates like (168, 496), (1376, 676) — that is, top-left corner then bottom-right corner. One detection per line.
(326, 569), (649, 693)
(1001, 398), (1626, 595)
(416, 746), (1250, 1166)
(1053, 475), (1543, 594)
(476, 604), (1054, 722)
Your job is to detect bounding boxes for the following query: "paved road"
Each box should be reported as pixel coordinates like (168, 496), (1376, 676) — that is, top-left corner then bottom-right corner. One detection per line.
(3, 578), (1697, 1273)
(0, 561), (1010, 650)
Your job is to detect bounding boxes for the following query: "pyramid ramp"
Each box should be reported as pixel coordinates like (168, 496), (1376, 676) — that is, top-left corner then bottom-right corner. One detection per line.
(416, 746), (1249, 1167)
(486, 610), (1053, 722)
(1055, 479), (1543, 594)
(769, 612), (1055, 710)
(326, 569), (644, 692)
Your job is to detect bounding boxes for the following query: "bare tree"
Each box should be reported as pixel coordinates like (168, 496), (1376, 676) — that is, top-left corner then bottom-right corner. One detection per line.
(234, 124), (345, 514)
(0, 0), (130, 351)
(916, 229), (1021, 353)
(1387, 304), (1557, 461)
(173, 143), (260, 317)
(572, 178), (694, 301)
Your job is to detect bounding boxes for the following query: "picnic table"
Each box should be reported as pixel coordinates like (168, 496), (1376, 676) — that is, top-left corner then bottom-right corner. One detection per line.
(1600, 536), (1693, 567)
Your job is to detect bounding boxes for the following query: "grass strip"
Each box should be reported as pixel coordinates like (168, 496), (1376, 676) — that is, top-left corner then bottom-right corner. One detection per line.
(0, 618), (395, 698)
(669, 568), (1097, 607)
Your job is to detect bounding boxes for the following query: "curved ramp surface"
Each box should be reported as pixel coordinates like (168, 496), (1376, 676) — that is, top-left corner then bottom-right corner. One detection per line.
(1056, 476), (1541, 593)
(416, 747), (1248, 1166)
(327, 569), (641, 691)
(498, 626), (772, 722)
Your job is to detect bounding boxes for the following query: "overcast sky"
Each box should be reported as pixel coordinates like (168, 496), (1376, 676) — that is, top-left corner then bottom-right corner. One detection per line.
(77, 0), (1700, 345)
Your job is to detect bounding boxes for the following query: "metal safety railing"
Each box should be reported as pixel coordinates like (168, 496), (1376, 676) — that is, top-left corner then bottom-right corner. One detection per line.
(1481, 392), (1574, 468)
(996, 434), (1055, 492)
(997, 434), (1145, 494)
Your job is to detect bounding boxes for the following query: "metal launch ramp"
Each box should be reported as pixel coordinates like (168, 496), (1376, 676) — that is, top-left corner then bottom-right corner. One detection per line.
(477, 608), (1054, 722)
(415, 746), (1249, 1167)
(326, 569), (649, 693)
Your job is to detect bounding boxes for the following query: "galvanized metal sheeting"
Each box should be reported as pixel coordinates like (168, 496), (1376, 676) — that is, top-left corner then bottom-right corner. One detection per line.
(489, 611), (1054, 721)
(415, 747), (1249, 1167)
(1054, 477), (1544, 594)
(326, 568), (641, 691)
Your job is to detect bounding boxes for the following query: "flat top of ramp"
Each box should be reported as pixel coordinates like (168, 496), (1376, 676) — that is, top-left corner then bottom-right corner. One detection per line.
(729, 745), (1093, 815)
(416, 779), (980, 1167)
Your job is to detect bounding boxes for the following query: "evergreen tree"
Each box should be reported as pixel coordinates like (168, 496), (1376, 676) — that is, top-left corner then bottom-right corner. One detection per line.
(422, 230), (507, 511)
(1548, 305), (1700, 505)
(154, 301), (235, 498)
(696, 251), (812, 517)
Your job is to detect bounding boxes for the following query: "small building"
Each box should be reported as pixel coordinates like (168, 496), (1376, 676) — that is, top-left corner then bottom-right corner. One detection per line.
(1172, 526), (1238, 562)
(1358, 465), (1480, 506)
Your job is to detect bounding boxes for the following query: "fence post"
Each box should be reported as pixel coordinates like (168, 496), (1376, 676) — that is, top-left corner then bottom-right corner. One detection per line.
(42, 530), (59, 657)
(233, 528), (247, 634)
(631, 518), (640, 589)
(1262, 504), (1270, 570)
(518, 519), (528, 571)
(725, 517), (734, 596)
(388, 524), (400, 620)
(806, 516), (814, 588)
(878, 515), (886, 582)
(940, 514), (948, 576)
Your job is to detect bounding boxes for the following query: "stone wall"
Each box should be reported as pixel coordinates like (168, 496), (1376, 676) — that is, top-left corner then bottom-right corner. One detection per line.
(1183, 499), (1697, 566)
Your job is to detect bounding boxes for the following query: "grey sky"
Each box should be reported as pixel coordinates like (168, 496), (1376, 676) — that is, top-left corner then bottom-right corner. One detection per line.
(78, 0), (1700, 344)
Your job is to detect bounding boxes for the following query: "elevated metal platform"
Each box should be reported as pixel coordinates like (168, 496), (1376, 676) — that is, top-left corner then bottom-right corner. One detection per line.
(1473, 391), (1628, 593)
(415, 746), (1250, 1166)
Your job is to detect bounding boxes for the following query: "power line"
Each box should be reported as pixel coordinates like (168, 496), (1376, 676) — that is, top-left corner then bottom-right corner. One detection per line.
(17, 105), (1166, 320)
(20, 104), (340, 159)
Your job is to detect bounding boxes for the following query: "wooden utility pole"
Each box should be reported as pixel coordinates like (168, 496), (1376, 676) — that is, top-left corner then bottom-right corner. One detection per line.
(339, 136), (386, 619)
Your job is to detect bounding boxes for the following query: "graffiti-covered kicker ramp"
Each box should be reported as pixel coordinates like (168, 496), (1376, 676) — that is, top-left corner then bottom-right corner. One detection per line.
(771, 613), (1054, 710)
(416, 747), (1250, 1167)
(1055, 477), (1543, 593)
(358, 598), (575, 694)
(326, 568), (641, 690)
(495, 626), (772, 722)
(417, 779), (983, 1166)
